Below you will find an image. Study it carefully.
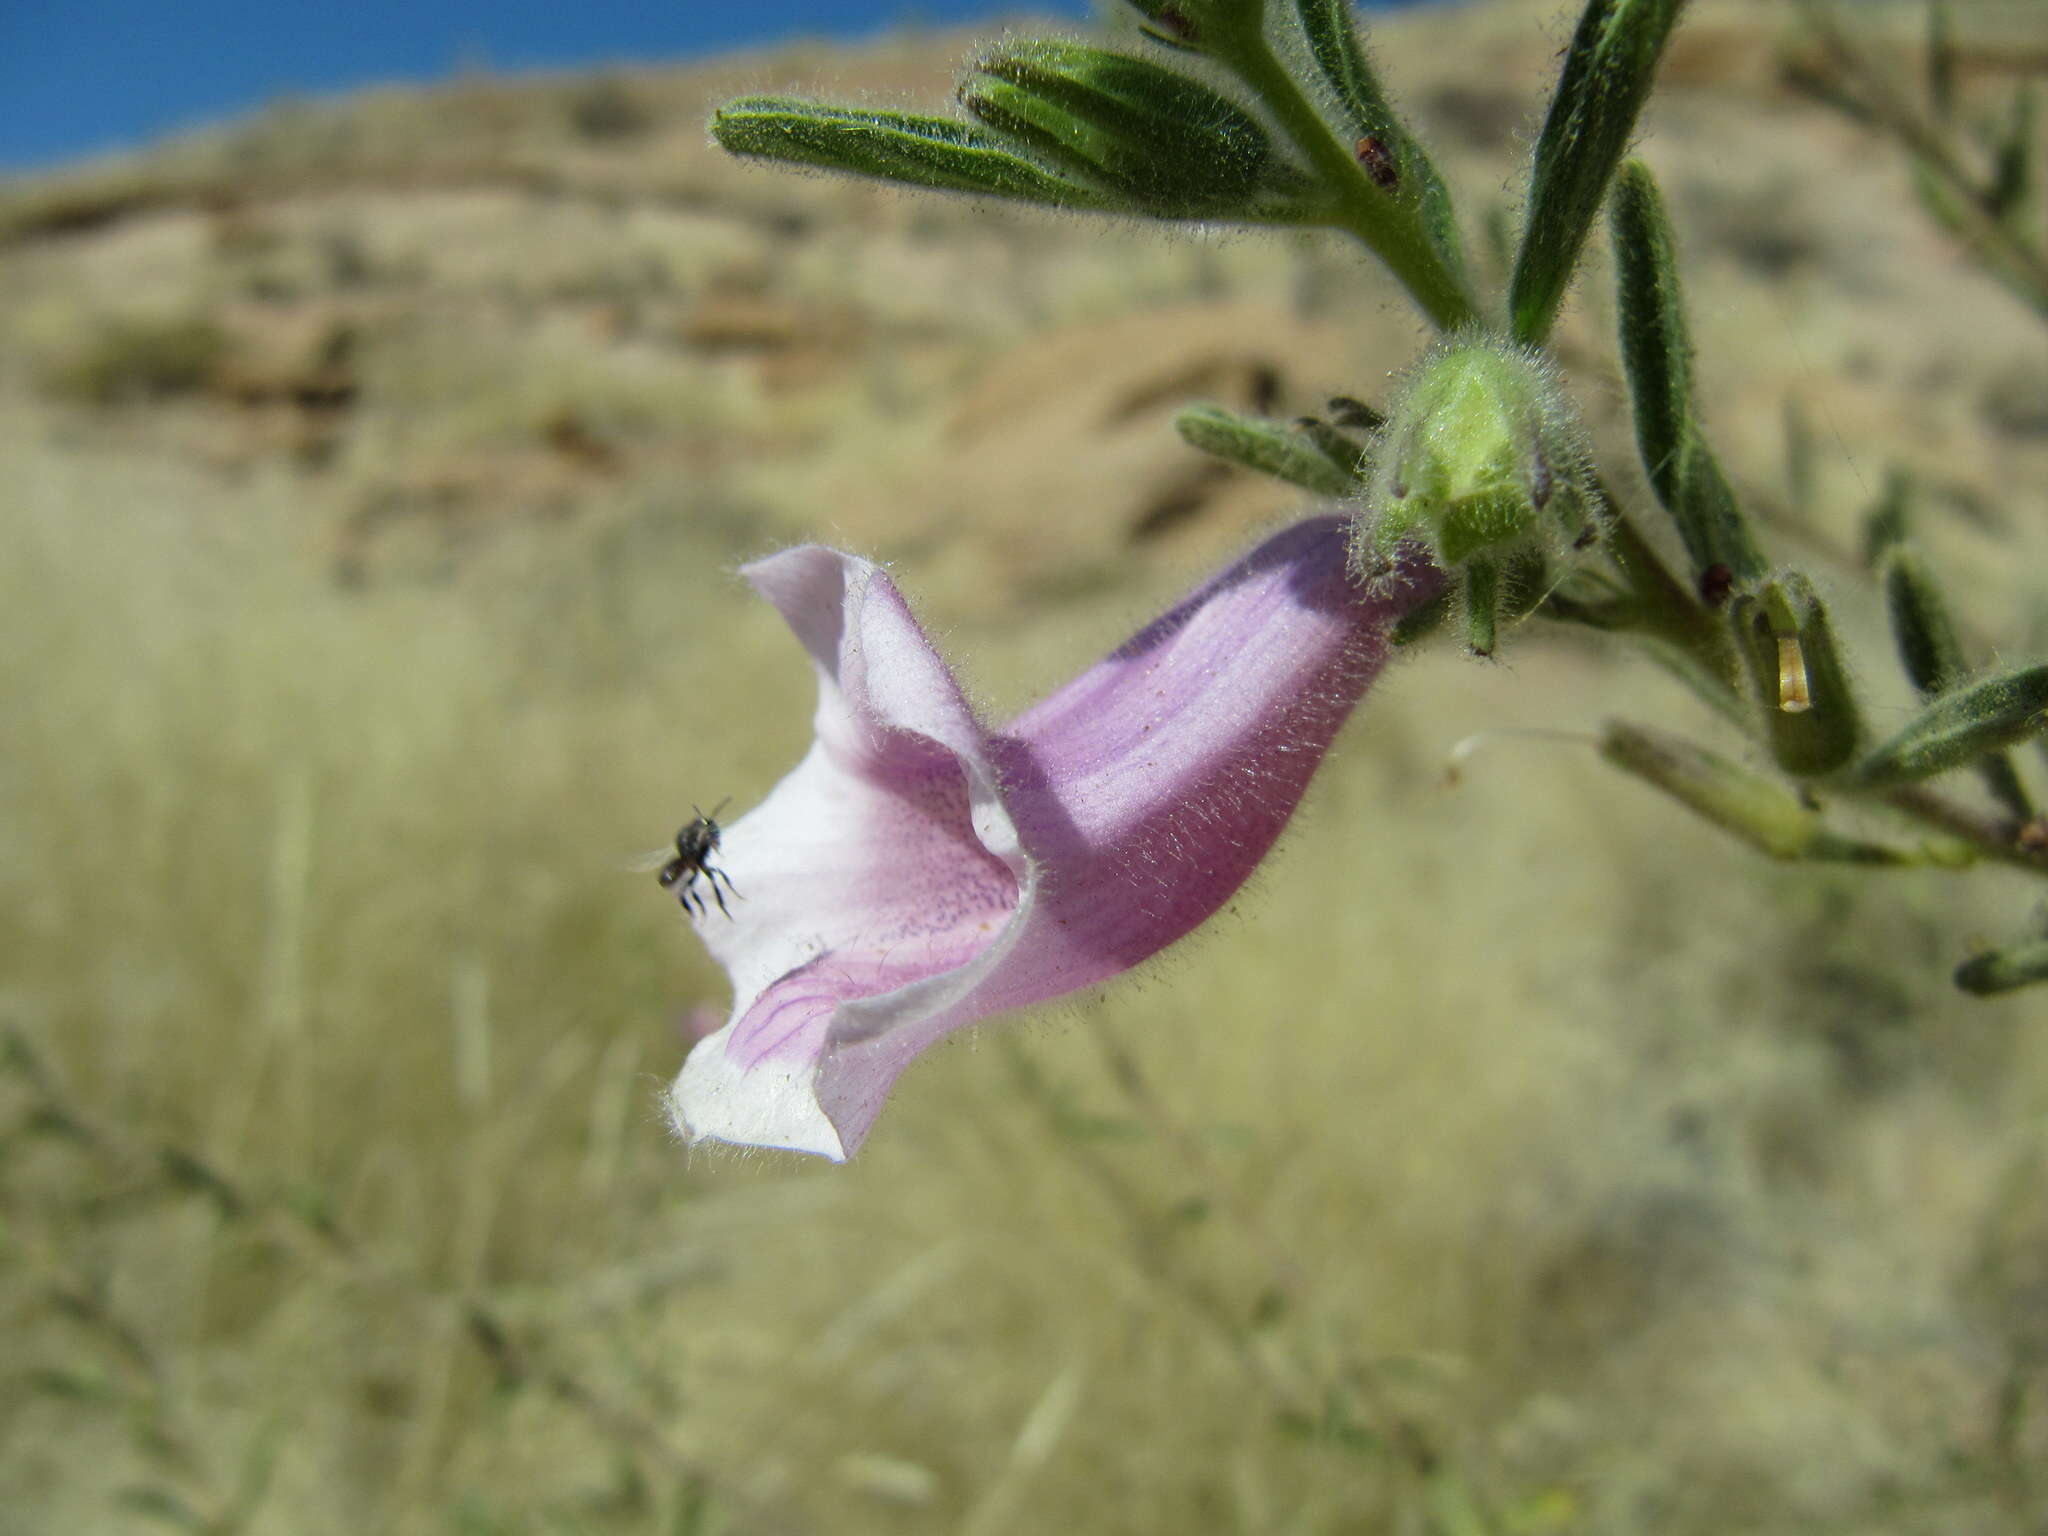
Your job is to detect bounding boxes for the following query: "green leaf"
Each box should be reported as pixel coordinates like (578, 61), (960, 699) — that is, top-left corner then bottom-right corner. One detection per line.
(709, 97), (1114, 209)
(1868, 482), (2038, 820)
(1600, 718), (1904, 863)
(1290, 0), (1465, 275)
(1860, 465), (1911, 566)
(1956, 935), (2048, 997)
(1290, 414), (1370, 476)
(1510, 0), (1691, 344)
(1174, 403), (1363, 494)
(1610, 160), (1768, 589)
(1850, 662), (2048, 786)
(961, 42), (1293, 217)
(1879, 545), (1964, 697)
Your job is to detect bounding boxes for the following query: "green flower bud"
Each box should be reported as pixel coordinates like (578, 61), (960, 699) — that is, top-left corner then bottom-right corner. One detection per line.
(1352, 335), (1601, 656)
(960, 42), (1285, 217)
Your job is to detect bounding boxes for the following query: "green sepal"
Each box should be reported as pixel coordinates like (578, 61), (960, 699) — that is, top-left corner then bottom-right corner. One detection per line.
(1465, 557), (1500, 657)
(1462, 548), (1549, 656)
(709, 97), (1113, 208)
(1509, 0), (1691, 345)
(1290, 0), (1465, 278)
(1730, 573), (1863, 779)
(961, 42), (1290, 217)
(1849, 662), (2048, 788)
(1599, 719), (1906, 864)
(1609, 160), (1768, 589)
(1956, 934), (2048, 997)
(1174, 404), (1362, 495)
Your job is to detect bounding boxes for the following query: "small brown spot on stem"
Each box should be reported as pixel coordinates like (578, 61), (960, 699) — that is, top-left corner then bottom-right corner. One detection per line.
(1354, 136), (1399, 191)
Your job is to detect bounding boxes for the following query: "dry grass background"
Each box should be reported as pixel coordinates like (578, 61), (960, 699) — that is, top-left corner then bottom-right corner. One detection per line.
(4, 1), (2048, 1531)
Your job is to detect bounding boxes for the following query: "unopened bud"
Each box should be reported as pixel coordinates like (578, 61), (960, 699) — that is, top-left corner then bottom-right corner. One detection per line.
(1352, 334), (1601, 656)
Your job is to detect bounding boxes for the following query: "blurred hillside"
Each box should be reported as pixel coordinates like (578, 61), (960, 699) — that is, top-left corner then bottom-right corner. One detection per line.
(4, 1), (2048, 1533)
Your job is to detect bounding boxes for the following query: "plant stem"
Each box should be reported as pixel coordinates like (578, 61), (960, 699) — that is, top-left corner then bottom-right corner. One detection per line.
(1223, 31), (1477, 330)
(1599, 504), (1748, 707)
(1879, 785), (2048, 876)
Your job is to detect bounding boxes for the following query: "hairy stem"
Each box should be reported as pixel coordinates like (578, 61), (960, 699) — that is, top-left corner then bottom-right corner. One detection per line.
(1223, 32), (1477, 329)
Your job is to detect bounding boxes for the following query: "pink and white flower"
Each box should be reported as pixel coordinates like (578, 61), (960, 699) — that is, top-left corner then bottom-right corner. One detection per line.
(666, 516), (1439, 1159)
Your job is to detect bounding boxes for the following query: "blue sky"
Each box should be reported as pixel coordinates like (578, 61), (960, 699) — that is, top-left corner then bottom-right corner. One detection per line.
(0, 0), (1109, 171)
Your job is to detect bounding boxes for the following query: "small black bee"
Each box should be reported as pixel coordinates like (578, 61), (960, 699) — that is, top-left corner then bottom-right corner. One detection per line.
(656, 800), (739, 919)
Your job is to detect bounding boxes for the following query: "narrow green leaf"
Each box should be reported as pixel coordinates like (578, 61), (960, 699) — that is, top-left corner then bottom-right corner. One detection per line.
(1326, 395), (1385, 432)
(962, 42), (1295, 217)
(1610, 160), (1769, 589)
(1600, 718), (1904, 863)
(1879, 545), (1964, 696)
(1290, 0), (1465, 275)
(1174, 403), (1362, 494)
(1852, 662), (2048, 786)
(1860, 465), (1911, 566)
(1291, 414), (1369, 476)
(1957, 935), (2048, 997)
(710, 97), (1113, 209)
(1510, 0), (1690, 344)
(1868, 528), (2032, 816)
